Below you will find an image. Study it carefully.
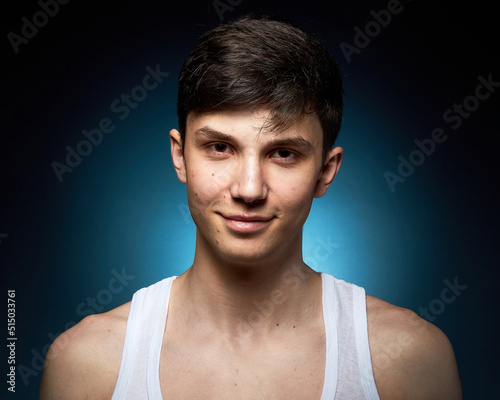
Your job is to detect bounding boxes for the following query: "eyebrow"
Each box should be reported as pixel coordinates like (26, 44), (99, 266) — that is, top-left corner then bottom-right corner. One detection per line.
(266, 137), (314, 151)
(194, 127), (233, 142)
(194, 126), (315, 152)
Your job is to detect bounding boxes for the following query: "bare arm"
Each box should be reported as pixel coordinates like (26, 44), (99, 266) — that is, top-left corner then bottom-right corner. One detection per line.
(367, 296), (462, 399)
(40, 305), (129, 400)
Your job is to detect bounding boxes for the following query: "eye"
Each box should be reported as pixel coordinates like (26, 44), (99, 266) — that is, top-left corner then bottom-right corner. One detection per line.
(270, 149), (295, 160)
(209, 143), (231, 153)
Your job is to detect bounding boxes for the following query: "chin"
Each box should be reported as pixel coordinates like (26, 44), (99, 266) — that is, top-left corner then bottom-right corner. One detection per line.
(219, 247), (273, 267)
(218, 236), (297, 270)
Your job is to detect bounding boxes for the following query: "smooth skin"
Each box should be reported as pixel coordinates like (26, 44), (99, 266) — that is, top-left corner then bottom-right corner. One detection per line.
(40, 109), (462, 399)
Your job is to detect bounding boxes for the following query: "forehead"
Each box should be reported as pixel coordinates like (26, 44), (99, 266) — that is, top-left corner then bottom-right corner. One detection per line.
(186, 109), (323, 146)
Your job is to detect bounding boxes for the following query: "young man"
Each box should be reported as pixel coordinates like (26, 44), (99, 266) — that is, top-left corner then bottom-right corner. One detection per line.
(40, 14), (462, 399)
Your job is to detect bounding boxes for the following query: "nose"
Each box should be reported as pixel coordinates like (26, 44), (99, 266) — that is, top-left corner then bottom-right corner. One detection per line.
(230, 156), (268, 203)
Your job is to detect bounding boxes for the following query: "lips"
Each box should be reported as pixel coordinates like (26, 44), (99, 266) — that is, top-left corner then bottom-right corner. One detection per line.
(219, 213), (274, 233)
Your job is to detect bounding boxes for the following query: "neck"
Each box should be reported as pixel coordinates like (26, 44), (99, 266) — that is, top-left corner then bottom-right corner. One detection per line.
(172, 230), (323, 342)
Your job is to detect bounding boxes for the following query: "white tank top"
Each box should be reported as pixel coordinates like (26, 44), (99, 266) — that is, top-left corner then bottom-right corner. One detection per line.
(111, 273), (380, 399)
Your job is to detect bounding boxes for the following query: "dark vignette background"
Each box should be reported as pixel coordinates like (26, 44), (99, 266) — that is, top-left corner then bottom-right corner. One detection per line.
(1, 0), (498, 398)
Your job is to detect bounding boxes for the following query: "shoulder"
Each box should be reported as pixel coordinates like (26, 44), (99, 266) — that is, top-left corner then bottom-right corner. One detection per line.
(366, 295), (462, 400)
(39, 301), (131, 400)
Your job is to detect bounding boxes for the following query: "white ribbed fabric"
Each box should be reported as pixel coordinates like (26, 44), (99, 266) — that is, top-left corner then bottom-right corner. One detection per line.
(322, 273), (380, 399)
(111, 273), (380, 399)
(111, 276), (176, 400)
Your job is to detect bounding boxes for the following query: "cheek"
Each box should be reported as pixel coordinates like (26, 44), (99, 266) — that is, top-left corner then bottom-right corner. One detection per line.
(186, 166), (230, 207)
(277, 169), (318, 202)
(275, 176), (316, 220)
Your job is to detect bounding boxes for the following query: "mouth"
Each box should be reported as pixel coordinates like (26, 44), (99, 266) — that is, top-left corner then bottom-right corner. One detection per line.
(219, 213), (275, 233)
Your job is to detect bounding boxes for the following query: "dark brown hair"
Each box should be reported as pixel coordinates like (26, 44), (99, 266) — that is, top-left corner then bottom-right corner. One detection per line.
(177, 14), (343, 154)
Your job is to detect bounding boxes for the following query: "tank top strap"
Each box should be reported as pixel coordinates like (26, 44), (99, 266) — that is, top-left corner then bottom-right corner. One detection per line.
(320, 273), (339, 399)
(352, 283), (380, 399)
(322, 273), (380, 400)
(111, 276), (176, 400)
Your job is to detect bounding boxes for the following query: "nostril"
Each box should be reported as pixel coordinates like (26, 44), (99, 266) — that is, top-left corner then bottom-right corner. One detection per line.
(233, 195), (267, 205)
(230, 160), (269, 202)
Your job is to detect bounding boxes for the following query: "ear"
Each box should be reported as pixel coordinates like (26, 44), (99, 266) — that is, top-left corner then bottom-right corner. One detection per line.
(313, 146), (343, 198)
(170, 129), (187, 184)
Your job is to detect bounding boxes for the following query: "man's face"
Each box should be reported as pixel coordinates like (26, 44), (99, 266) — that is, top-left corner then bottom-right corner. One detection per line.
(170, 109), (342, 267)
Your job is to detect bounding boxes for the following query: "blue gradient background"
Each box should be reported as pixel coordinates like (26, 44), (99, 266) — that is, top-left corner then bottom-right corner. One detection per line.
(2, 0), (498, 398)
